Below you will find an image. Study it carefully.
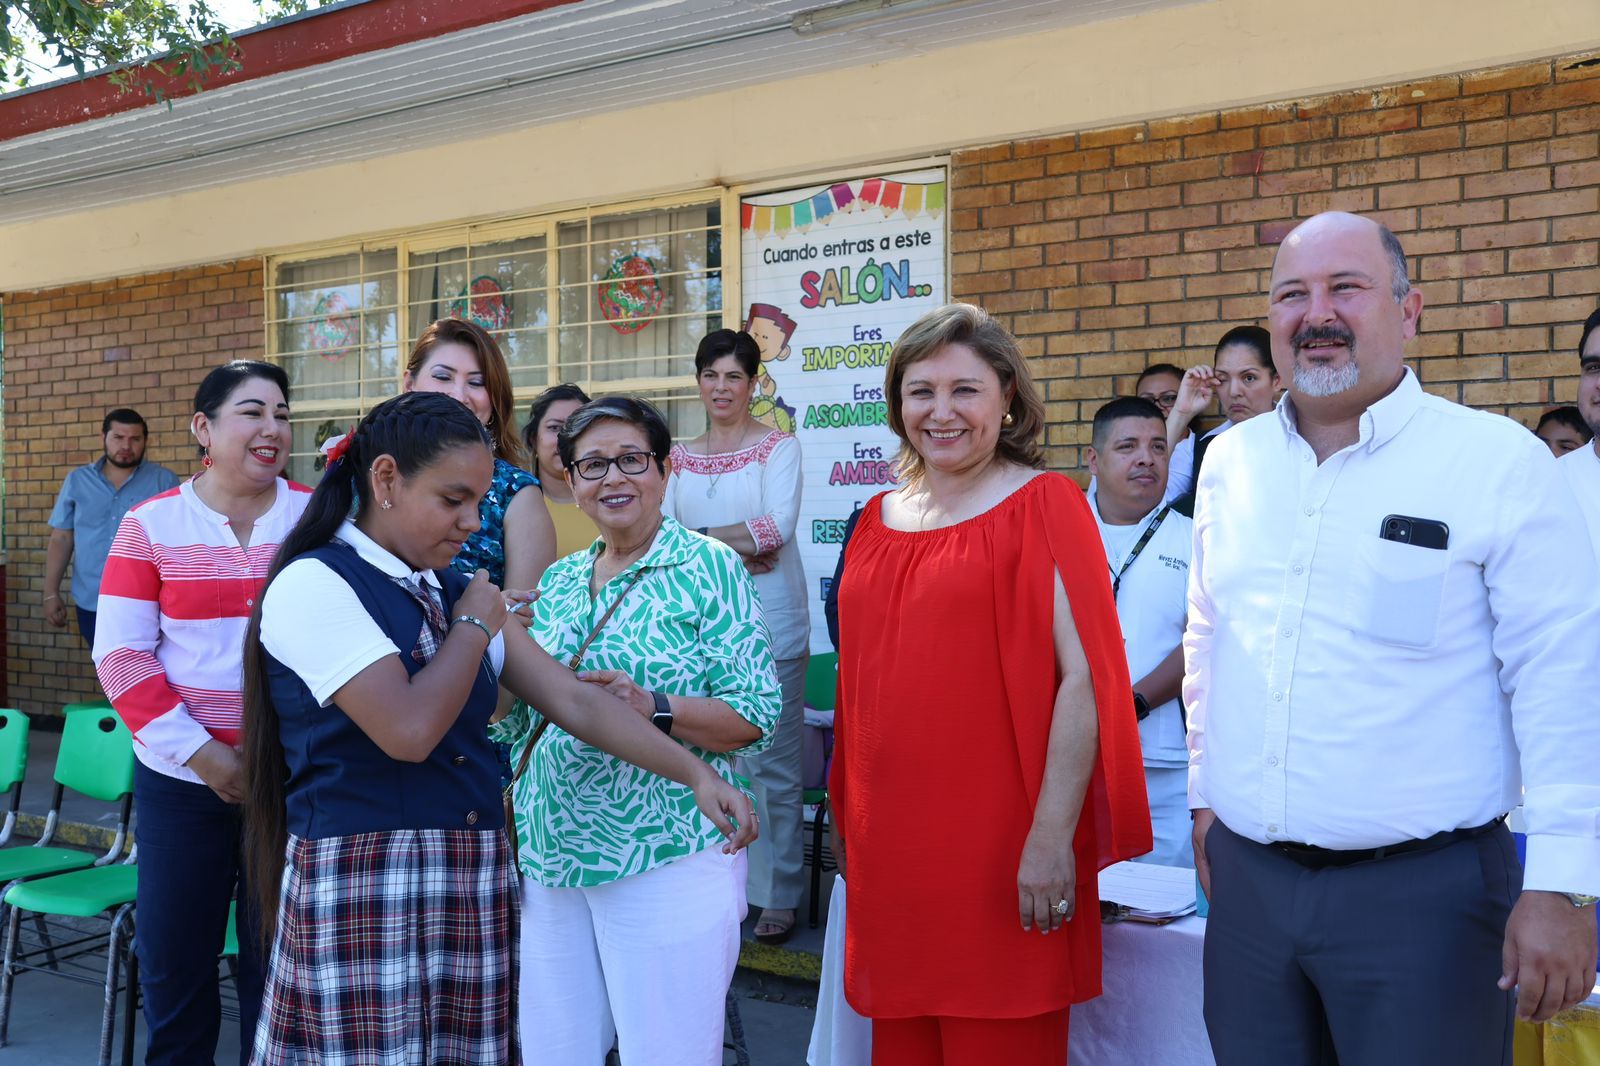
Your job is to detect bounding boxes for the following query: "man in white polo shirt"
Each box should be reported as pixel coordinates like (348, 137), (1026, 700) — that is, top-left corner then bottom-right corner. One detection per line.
(1086, 396), (1193, 867)
(1559, 307), (1600, 560)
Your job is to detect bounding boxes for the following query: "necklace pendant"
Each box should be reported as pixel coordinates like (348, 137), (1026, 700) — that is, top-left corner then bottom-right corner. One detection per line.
(706, 485), (716, 498)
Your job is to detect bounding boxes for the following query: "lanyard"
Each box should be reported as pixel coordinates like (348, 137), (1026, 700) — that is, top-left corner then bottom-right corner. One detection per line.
(1108, 505), (1169, 601)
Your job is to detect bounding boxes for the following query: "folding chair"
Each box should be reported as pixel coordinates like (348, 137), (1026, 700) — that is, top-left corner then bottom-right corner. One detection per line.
(0, 703), (137, 1066)
(725, 988), (751, 1066)
(803, 654), (839, 930)
(0, 710), (29, 849)
(121, 898), (244, 1064)
(0, 706), (121, 930)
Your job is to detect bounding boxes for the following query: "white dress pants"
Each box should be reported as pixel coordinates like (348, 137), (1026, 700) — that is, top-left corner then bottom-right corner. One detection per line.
(743, 654), (807, 910)
(519, 846), (747, 1066)
(1135, 764), (1195, 868)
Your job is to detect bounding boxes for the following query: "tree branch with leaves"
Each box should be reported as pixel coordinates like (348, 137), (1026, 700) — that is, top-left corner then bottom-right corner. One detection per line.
(1, 1), (319, 100)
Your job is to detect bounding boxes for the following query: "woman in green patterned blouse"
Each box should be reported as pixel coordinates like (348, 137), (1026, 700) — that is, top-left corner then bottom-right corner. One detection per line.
(494, 396), (781, 1063)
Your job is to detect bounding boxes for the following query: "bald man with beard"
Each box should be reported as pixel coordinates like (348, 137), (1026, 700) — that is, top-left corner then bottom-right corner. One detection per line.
(1185, 212), (1599, 1065)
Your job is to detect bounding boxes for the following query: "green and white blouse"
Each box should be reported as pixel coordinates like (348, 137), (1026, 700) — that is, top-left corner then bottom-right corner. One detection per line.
(492, 516), (780, 888)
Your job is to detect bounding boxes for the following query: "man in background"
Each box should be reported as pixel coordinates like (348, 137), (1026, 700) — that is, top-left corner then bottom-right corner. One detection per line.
(1086, 396), (1192, 867)
(1558, 308), (1600, 559)
(46, 409), (179, 649)
(1534, 405), (1592, 457)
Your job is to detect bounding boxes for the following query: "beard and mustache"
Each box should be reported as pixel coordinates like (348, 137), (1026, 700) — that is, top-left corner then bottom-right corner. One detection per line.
(1290, 324), (1362, 398)
(105, 449), (144, 469)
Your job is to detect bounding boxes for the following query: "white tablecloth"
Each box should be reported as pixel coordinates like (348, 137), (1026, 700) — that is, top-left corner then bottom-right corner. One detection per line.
(1070, 915), (1213, 1066)
(807, 875), (1214, 1066)
(808, 875), (871, 1066)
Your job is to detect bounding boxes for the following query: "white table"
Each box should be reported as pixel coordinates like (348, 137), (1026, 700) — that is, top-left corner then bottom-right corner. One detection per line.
(1070, 914), (1213, 1066)
(808, 875), (1214, 1066)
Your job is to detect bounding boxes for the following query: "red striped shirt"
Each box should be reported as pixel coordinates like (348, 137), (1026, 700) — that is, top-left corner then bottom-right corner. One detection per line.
(93, 478), (311, 783)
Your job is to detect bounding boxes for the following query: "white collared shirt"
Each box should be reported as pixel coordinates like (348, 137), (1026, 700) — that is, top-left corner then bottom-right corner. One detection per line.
(1164, 420), (1234, 503)
(1557, 443), (1600, 563)
(1185, 369), (1600, 894)
(1089, 489), (1192, 766)
(261, 521), (504, 706)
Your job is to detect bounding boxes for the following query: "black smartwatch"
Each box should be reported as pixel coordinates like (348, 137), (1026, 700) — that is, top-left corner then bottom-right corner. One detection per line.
(650, 690), (674, 735)
(1133, 692), (1152, 721)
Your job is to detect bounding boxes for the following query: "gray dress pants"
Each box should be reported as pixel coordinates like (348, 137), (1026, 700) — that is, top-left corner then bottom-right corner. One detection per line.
(743, 654), (808, 911)
(1202, 818), (1520, 1066)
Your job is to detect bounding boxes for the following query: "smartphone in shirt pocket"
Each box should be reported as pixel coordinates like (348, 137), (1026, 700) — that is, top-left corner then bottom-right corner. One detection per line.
(1352, 515), (1451, 649)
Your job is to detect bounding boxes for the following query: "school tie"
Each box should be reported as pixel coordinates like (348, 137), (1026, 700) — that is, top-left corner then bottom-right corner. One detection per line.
(391, 574), (448, 665)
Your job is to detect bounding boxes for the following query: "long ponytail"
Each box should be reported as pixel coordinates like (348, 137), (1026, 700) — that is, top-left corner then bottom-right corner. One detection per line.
(241, 446), (360, 945)
(242, 392), (491, 947)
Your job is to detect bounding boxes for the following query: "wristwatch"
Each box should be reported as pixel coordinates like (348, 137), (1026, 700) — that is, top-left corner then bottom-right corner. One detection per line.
(650, 690), (674, 735)
(1563, 893), (1600, 908)
(1133, 692), (1151, 721)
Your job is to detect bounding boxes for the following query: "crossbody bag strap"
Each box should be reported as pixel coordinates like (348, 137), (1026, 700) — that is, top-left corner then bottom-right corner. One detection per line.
(511, 568), (646, 782)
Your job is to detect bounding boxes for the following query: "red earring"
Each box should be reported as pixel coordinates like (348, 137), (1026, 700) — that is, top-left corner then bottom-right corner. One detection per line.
(202, 450), (213, 469)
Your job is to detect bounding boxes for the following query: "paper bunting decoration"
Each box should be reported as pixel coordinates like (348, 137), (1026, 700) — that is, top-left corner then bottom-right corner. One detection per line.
(447, 276), (512, 332)
(308, 291), (360, 362)
(741, 178), (944, 236)
(597, 254), (666, 334)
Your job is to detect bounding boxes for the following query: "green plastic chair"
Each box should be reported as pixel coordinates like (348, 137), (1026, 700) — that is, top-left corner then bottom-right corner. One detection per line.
(0, 711), (29, 848)
(0, 702), (132, 900)
(0, 703), (137, 1066)
(60, 699), (113, 716)
(804, 652), (838, 711)
(801, 654), (840, 929)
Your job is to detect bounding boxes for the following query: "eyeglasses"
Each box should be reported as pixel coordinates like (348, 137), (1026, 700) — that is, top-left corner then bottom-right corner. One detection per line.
(571, 451), (654, 480)
(1140, 392), (1179, 408)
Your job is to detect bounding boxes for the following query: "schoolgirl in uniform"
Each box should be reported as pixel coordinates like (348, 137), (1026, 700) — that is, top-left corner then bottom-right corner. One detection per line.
(240, 391), (754, 1064)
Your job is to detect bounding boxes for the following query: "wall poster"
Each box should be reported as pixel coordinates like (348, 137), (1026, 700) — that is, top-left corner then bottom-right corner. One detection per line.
(739, 166), (947, 653)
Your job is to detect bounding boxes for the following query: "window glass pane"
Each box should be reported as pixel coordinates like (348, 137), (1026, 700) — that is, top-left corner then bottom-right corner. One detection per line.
(287, 406), (361, 486)
(271, 250), (398, 407)
(268, 195), (723, 465)
(611, 385), (708, 446)
(409, 235), (549, 390)
(555, 202), (721, 389)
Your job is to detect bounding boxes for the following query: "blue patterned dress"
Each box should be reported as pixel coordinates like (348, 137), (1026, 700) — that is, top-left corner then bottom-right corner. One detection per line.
(451, 457), (539, 787)
(451, 458), (539, 588)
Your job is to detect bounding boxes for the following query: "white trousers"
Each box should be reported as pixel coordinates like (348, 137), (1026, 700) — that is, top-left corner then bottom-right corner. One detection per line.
(1135, 764), (1195, 869)
(519, 846), (747, 1066)
(742, 654), (808, 910)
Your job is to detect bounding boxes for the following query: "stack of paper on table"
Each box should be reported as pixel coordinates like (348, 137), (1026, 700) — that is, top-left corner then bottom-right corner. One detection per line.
(1098, 861), (1198, 922)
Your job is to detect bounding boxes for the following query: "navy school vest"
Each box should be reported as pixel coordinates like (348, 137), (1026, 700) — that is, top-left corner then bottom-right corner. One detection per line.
(266, 539), (503, 839)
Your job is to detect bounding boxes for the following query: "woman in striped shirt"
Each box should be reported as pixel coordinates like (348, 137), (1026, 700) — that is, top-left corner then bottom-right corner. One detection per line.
(94, 360), (310, 1066)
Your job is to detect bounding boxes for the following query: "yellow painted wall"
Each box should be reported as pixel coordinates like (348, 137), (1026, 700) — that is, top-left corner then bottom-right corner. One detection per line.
(4, 0), (1599, 291)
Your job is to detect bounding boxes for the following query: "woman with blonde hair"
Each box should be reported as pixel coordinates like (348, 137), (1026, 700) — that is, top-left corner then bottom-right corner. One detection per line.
(829, 303), (1149, 1063)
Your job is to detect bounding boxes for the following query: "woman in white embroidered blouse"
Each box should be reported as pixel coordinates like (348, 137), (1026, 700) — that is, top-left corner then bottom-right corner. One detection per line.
(665, 328), (809, 943)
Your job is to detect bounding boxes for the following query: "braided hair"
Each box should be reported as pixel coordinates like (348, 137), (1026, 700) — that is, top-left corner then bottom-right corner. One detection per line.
(241, 392), (491, 944)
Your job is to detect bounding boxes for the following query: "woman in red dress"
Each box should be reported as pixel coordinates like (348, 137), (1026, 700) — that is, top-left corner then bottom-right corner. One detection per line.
(831, 303), (1151, 1063)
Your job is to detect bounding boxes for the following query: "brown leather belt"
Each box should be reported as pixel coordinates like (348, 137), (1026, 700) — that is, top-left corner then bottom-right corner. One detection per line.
(1270, 818), (1502, 869)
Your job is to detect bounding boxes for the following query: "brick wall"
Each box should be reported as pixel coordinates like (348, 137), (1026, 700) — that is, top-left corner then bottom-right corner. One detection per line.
(950, 51), (1600, 473)
(2, 260), (264, 717)
(5, 52), (1600, 709)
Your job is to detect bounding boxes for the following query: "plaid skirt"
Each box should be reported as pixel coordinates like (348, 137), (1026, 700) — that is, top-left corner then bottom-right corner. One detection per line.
(249, 829), (518, 1065)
